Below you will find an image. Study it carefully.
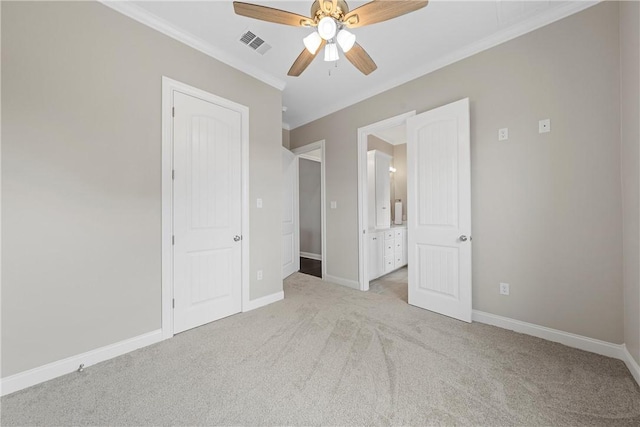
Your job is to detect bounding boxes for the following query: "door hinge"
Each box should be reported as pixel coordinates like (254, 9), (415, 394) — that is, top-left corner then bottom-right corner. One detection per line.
(172, 235), (175, 245)
(172, 107), (175, 117)
(172, 298), (175, 309)
(172, 170), (175, 180)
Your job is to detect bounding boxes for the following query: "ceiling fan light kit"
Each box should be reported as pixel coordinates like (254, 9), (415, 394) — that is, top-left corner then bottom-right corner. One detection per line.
(233, 0), (429, 76)
(324, 42), (339, 62)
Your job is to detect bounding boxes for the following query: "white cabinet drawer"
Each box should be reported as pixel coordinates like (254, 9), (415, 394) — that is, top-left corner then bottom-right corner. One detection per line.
(384, 230), (394, 240)
(394, 256), (403, 268)
(384, 243), (394, 256)
(394, 229), (403, 239)
(384, 256), (394, 272)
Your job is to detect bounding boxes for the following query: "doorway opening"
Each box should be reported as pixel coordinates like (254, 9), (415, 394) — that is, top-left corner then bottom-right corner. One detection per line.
(293, 141), (327, 279)
(298, 149), (323, 277)
(357, 99), (472, 323)
(357, 112), (415, 293)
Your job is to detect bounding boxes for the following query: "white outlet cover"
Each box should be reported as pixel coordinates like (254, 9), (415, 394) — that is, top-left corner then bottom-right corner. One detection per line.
(257, 270), (263, 280)
(498, 128), (509, 141)
(499, 282), (510, 295)
(539, 119), (551, 133)
(331, 201), (337, 209)
(256, 198), (263, 208)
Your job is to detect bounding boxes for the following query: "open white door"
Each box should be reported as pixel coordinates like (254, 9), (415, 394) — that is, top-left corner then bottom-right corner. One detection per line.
(173, 91), (243, 334)
(407, 98), (472, 322)
(282, 147), (300, 278)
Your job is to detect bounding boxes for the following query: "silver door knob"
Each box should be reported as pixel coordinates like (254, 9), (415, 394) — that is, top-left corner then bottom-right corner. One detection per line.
(459, 235), (468, 242)
(234, 235), (241, 242)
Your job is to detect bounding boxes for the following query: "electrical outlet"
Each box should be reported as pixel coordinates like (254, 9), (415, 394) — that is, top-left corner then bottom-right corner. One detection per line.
(257, 270), (263, 280)
(499, 282), (510, 296)
(498, 128), (509, 141)
(256, 198), (263, 208)
(539, 119), (551, 133)
(331, 201), (337, 209)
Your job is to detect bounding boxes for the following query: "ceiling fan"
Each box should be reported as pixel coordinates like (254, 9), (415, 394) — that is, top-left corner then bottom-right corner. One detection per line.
(233, 0), (429, 76)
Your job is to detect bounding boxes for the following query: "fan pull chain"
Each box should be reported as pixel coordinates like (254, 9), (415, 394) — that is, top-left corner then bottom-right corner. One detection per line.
(328, 61), (338, 76)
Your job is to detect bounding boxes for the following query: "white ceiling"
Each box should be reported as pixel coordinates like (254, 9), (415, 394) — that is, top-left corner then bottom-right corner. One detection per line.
(106, 1), (598, 129)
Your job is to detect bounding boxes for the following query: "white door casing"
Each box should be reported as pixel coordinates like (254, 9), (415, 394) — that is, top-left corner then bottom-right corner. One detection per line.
(282, 147), (300, 278)
(407, 98), (472, 322)
(172, 91), (243, 334)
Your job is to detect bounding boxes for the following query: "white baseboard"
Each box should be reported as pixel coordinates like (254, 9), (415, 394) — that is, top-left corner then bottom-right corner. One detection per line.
(473, 310), (640, 387)
(324, 274), (360, 290)
(622, 344), (640, 386)
(0, 329), (163, 397)
(300, 251), (322, 261)
(472, 310), (624, 360)
(243, 291), (284, 312)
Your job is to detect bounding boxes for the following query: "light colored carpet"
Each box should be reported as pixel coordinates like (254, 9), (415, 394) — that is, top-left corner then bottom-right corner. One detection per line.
(2, 272), (639, 426)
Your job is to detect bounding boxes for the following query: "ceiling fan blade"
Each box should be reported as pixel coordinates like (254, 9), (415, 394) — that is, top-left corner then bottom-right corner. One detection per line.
(288, 40), (327, 76)
(343, 0), (428, 28)
(233, 2), (314, 27)
(345, 43), (377, 75)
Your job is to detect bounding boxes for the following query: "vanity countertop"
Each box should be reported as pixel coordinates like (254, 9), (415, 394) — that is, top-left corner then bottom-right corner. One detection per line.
(369, 223), (407, 232)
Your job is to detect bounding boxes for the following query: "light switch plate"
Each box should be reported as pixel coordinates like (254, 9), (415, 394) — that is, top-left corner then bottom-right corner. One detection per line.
(256, 198), (263, 208)
(330, 201), (337, 209)
(539, 119), (551, 133)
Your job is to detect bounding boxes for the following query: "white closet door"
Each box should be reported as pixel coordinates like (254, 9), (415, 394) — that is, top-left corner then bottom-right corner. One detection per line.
(407, 98), (472, 322)
(173, 91), (242, 334)
(282, 147), (299, 278)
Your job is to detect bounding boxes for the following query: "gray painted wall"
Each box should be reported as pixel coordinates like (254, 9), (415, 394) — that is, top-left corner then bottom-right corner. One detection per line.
(2, 1), (282, 377)
(291, 2), (624, 343)
(620, 0), (640, 365)
(299, 159), (322, 256)
(367, 135), (394, 157)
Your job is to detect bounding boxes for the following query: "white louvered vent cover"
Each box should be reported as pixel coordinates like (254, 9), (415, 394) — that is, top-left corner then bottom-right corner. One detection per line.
(239, 31), (272, 55)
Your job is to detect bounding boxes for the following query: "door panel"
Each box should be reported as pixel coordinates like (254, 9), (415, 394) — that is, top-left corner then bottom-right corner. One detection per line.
(173, 91), (242, 334)
(282, 148), (299, 278)
(408, 98), (472, 322)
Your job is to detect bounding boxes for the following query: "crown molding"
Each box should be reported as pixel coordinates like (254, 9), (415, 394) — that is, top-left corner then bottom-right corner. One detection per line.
(288, 0), (600, 129)
(99, 1), (286, 91)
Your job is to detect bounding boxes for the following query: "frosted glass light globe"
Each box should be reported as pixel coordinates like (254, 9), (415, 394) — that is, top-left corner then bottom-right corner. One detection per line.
(303, 31), (322, 54)
(324, 42), (339, 62)
(317, 16), (337, 40)
(337, 29), (356, 52)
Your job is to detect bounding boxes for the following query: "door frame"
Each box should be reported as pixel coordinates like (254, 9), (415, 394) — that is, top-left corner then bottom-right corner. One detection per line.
(357, 111), (415, 291)
(292, 140), (327, 279)
(161, 76), (250, 340)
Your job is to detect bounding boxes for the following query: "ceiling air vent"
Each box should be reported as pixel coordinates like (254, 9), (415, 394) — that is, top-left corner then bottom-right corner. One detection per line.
(239, 30), (272, 55)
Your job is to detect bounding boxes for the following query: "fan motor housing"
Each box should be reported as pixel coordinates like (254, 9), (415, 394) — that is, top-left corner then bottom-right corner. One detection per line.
(311, 0), (350, 20)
